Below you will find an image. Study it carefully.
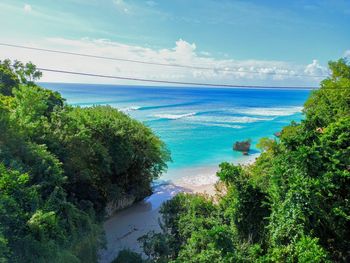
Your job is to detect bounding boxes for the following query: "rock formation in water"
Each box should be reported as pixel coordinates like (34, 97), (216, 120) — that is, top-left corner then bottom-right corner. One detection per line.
(233, 140), (251, 153)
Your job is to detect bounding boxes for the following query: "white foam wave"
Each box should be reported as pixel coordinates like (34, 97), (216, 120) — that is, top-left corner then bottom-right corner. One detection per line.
(119, 106), (141, 112)
(154, 112), (197, 120)
(233, 106), (303, 117)
(200, 123), (244, 129)
(188, 115), (273, 124)
(151, 106), (300, 124)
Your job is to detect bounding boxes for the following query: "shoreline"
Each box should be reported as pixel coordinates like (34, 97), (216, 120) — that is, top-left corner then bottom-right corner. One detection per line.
(99, 154), (258, 263)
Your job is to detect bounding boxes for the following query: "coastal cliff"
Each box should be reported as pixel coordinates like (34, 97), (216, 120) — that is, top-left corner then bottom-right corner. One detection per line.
(105, 195), (136, 217)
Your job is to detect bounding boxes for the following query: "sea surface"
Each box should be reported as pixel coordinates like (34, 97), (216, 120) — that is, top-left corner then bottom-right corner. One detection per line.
(41, 83), (310, 183)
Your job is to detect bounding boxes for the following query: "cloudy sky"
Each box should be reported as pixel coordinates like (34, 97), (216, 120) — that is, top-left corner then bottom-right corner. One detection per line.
(0, 0), (349, 87)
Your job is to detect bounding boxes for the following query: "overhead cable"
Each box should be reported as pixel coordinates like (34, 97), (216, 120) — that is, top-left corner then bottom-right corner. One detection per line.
(0, 42), (328, 78)
(38, 67), (319, 89)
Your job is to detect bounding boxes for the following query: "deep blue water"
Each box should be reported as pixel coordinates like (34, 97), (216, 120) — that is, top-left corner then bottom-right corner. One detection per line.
(41, 83), (310, 181)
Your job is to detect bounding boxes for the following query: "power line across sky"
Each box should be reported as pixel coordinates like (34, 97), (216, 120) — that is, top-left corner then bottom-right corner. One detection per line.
(0, 42), (329, 78)
(38, 67), (319, 89)
(3, 42), (344, 89)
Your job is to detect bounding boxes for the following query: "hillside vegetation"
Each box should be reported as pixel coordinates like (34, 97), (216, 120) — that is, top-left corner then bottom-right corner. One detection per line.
(133, 59), (350, 262)
(0, 60), (170, 262)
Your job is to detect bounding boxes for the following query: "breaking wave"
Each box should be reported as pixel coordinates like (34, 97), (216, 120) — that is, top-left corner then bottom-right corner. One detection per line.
(119, 106), (141, 112)
(199, 123), (244, 129)
(233, 106), (303, 117)
(153, 112), (274, 124)
(154, 112), (197, 120)
(187, 115), (274, 124)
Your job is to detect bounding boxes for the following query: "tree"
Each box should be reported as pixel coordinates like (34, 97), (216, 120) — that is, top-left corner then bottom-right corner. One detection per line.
(0, 60), (170, 262)
(303, 58), (350, 128)
(0, 59), (19, 96)
(13, 60), (42, 85)
(113, 250), (144, 263)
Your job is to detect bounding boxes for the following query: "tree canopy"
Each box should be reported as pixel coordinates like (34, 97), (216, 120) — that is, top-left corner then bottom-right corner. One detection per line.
(0, 59), (170, 262)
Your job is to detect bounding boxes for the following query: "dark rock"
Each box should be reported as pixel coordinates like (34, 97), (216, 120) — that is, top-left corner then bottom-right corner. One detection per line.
(233, 140), (251, 152)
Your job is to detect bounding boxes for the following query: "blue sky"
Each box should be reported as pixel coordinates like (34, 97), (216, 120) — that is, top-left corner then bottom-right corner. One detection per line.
(0, 0), (349, 85)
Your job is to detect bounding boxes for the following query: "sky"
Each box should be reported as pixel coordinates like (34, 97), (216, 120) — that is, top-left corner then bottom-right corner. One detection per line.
(0, 0), (349, 87)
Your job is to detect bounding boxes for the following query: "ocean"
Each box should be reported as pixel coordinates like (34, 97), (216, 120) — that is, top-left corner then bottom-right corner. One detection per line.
(41, 83), (310, 184)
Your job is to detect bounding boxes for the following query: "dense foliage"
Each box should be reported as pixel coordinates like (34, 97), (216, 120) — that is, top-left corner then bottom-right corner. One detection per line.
(0, 59), (170, 262)
(137, 59), (350, 262)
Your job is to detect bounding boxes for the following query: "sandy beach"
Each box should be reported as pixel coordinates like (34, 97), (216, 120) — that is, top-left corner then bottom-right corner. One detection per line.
(99, 179), (215, 263)
(99, 155), (258, 263)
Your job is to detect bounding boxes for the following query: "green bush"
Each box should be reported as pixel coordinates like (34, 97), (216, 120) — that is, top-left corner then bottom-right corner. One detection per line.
(112, 249), (144, 263)
(0, 60), (170, 262)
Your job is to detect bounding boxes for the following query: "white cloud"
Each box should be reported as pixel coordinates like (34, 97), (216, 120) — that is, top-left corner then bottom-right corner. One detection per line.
(0, 37), (328, 87)
(24, 4), (32, 13)
(344, 50), (350, 58)
(304, 59), (328, 76)
(174, 39), (196, 55)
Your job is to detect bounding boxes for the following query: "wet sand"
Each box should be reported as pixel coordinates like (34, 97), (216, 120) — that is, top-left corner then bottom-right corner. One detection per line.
(99, 183), (191, 263)
(99, 155), (258, 263)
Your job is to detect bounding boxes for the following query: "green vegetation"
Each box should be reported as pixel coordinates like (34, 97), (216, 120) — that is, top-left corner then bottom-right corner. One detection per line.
(2, 58), (349, 262)
(112, 250), (144, 263)
(136, 59), (350, 262)
(0, 59), (170, 262)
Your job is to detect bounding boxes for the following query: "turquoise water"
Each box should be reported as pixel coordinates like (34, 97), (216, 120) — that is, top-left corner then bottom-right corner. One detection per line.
(41, 83), (310, 181)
